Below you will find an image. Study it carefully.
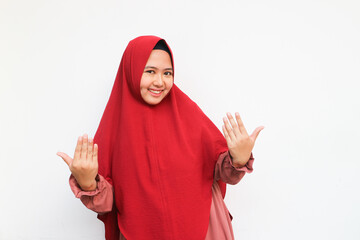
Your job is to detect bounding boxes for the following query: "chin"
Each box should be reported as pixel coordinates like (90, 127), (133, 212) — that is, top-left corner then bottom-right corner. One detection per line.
(142, 92), (169, 105)
(144, 97), (163, 105)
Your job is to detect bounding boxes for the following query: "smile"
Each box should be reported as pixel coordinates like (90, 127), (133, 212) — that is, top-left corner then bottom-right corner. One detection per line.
(149, 89), (163, 96)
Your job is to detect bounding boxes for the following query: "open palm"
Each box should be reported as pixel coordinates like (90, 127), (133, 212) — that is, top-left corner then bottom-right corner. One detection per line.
(57, 134), (98, 191)
(222, 112), (264, 168)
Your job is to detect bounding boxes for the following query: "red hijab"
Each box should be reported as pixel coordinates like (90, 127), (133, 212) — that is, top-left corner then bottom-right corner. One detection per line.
(93, 36), (228, 240)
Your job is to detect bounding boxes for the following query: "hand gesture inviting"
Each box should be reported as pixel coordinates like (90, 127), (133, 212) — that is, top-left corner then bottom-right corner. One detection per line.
(222, 112), (264, 168)
(57, 134), (98, 191)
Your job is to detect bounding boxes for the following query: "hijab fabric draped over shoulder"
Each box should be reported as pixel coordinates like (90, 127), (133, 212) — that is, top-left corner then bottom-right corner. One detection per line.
(93, 36), (228, 240)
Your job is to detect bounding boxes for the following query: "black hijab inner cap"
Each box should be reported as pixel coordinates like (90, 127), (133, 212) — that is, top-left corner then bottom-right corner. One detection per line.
(153, 40), (171, 56)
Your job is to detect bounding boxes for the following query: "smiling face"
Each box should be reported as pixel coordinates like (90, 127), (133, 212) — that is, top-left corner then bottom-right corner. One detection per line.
(140, 49), (174, 105)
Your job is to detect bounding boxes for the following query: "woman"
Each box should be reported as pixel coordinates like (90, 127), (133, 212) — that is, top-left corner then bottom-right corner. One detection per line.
(57, 36), (263, 240)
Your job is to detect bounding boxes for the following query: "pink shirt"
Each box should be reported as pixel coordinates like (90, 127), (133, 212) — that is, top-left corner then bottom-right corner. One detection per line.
(69, 151), (254, 239)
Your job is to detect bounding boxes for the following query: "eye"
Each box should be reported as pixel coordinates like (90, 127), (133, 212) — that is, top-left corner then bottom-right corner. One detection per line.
(164, 71), (173, 76)
(145, 70), (155, 74)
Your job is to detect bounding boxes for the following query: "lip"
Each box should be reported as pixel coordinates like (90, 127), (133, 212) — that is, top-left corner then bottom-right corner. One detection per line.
(148, 89), (163, 97)
(149, 88), (164, 91)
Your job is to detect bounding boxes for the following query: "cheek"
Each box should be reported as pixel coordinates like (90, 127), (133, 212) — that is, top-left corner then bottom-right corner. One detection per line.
(140, 74), (147, 88)
(140, 75), (151, 91)
(139, 77), (149, 100)
(166, 78), (174, 90)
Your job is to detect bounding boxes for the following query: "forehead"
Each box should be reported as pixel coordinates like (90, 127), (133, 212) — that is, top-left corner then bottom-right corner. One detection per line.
(145, 50), (173, 67)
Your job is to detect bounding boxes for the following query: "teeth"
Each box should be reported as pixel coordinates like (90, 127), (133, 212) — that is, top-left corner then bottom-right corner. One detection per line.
(149, 89), (162, 94)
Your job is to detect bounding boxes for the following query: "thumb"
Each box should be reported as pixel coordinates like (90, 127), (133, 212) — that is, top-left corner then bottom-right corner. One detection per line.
(250, 126), (265, 141)
(56, 152), (73, 167)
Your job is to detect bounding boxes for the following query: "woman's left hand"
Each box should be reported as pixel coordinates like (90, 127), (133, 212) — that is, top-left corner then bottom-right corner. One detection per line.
(222, 112), (264, 168)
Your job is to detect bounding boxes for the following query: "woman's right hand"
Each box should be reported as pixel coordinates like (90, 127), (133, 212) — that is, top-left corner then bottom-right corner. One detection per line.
(57, 133), (98, 191)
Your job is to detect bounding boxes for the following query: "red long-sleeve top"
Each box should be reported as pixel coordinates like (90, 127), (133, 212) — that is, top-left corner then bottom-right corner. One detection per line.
(69, 151), (254, 240)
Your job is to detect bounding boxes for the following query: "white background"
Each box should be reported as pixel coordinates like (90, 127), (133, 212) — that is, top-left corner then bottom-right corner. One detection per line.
(1, 0), (359, 239)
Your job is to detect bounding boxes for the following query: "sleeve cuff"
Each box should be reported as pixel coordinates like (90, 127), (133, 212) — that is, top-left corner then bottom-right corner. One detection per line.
(228, 152), (254, 173)
(69, 174), (103, 198)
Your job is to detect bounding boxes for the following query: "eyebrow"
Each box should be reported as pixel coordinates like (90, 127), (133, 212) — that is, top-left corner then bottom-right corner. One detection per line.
(144, 66), (173, 71)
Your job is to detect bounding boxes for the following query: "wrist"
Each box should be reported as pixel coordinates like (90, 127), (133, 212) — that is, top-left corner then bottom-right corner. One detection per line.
(79, 180), (97, 191)
(231, 159), (246, 168)
(229, 152), (247, 168)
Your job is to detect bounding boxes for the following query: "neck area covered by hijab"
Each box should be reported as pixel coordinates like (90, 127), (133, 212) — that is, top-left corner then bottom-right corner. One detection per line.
(93, 35), (228, 240)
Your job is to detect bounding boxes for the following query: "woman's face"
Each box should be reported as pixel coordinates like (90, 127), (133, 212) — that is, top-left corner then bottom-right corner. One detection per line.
(140, 49), (174, 105)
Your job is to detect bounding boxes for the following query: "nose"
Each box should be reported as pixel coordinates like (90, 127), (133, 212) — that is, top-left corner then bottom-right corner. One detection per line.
(153, 73), (164, 87)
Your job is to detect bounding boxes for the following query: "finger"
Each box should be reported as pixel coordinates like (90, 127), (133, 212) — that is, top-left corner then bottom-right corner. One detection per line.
(226, 112), (241, 137)
(250, 126), (265, 141)
(74, 136), (82, 161)
(88, 137), (93, 161)
(93, 143), (98, 163)
(223, 116), (236, 141)
(81, 133), (88, 160)
(222, 125), (231, 143)
(235, 112), (248, 135)
(56, 152), (73, 167)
